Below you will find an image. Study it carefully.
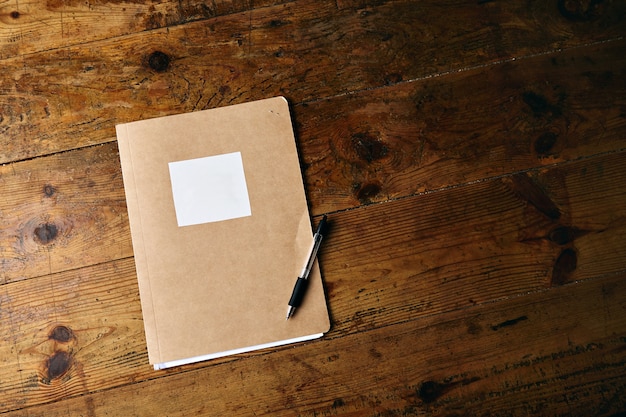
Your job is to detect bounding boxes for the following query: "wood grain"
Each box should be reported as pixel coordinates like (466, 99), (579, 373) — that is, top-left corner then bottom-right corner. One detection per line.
(296, 38), (626, 213)
(0, 258), (148, 412)
(2, 0), (626, 415)
(321, 151), (626, 330)
(1, 39), (624, 284)
(0, 0), (284, 57)
(1, 0), (624, 163)
(3, 270), (624, 416)
(0, 144), (132, 283)
(0, 150), (623, 412)
(1, 54), (624, 274)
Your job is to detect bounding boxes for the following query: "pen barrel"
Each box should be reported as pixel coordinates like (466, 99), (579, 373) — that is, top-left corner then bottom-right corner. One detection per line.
(288, 277), (309, 308)
(300, 234), (323, 278)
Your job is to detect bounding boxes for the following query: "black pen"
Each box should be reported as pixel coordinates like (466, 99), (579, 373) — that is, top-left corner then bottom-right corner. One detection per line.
(286, 215), (328, 320)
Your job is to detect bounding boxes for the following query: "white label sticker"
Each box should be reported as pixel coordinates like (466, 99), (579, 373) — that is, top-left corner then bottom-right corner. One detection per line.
(168, 152), (251, 227)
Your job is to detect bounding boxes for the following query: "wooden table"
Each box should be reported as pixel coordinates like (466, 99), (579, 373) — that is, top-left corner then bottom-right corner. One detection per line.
(1, 0), (625, 415)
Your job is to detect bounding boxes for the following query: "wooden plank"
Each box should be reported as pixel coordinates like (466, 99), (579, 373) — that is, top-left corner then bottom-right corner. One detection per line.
(2, 1), (624, 415)
(0, 258), (149, 412)
(0, 151), (624, 411)
(0, 0), (284, 58)
(296, 38), (626, 213)
(321, 150), (626, 331)
(3, 269), (625, 416)
(1, 75), (624, 284)
(0, 38), (624, 223)
(0, 144), (132, 283)
(1, 0), (625, 163)
(2, 0), (625, 58)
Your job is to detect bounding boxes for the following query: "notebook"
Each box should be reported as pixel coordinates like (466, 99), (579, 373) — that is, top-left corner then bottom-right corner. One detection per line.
(116, 96), (330, 370)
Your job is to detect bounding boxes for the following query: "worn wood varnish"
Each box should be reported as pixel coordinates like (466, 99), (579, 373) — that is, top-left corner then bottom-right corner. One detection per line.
(1, 151), (624, 412)
(296, 39), (626, 213)
(3, 271), (626, 415)
(1, 0), (625, 415)
(2, 0), (625, 163)
(0, 0), (287, 57)
(0, 144), (131, 283)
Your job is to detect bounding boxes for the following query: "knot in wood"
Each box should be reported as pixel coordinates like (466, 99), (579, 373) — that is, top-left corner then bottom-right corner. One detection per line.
(34, 223), (58, 245)
(558, 0), (604, 21)
(46, 351), (72, 381)
(351, 132), (388, 163)
(354, 182), (383, 204)
(551, 248), (578, 286)
(148, 51), (171, 72)
(49, 325), (75, 343)
(534, 131), (558, 156)
(418, 380), (444, 403)
(43, 184), (56, 197)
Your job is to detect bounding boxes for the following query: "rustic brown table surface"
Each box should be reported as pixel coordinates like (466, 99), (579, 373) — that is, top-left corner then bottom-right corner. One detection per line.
(1, 0), (626, 415)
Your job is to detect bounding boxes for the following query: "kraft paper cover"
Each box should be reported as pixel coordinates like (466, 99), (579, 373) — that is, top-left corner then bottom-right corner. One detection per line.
(116, 97), (330, 368)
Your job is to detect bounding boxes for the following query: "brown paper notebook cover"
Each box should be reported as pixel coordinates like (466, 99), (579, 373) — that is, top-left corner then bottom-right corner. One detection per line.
(116, 96), (330, 369)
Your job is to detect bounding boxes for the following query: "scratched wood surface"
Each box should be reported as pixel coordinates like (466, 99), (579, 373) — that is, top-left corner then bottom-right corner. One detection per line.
(1, 151), (625, 413)
(1, 0), (626, 416)
(2, 0), (625, 163)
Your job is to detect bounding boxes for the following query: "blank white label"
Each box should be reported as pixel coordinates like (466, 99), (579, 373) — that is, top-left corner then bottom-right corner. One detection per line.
(168, 152), (251, 227)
